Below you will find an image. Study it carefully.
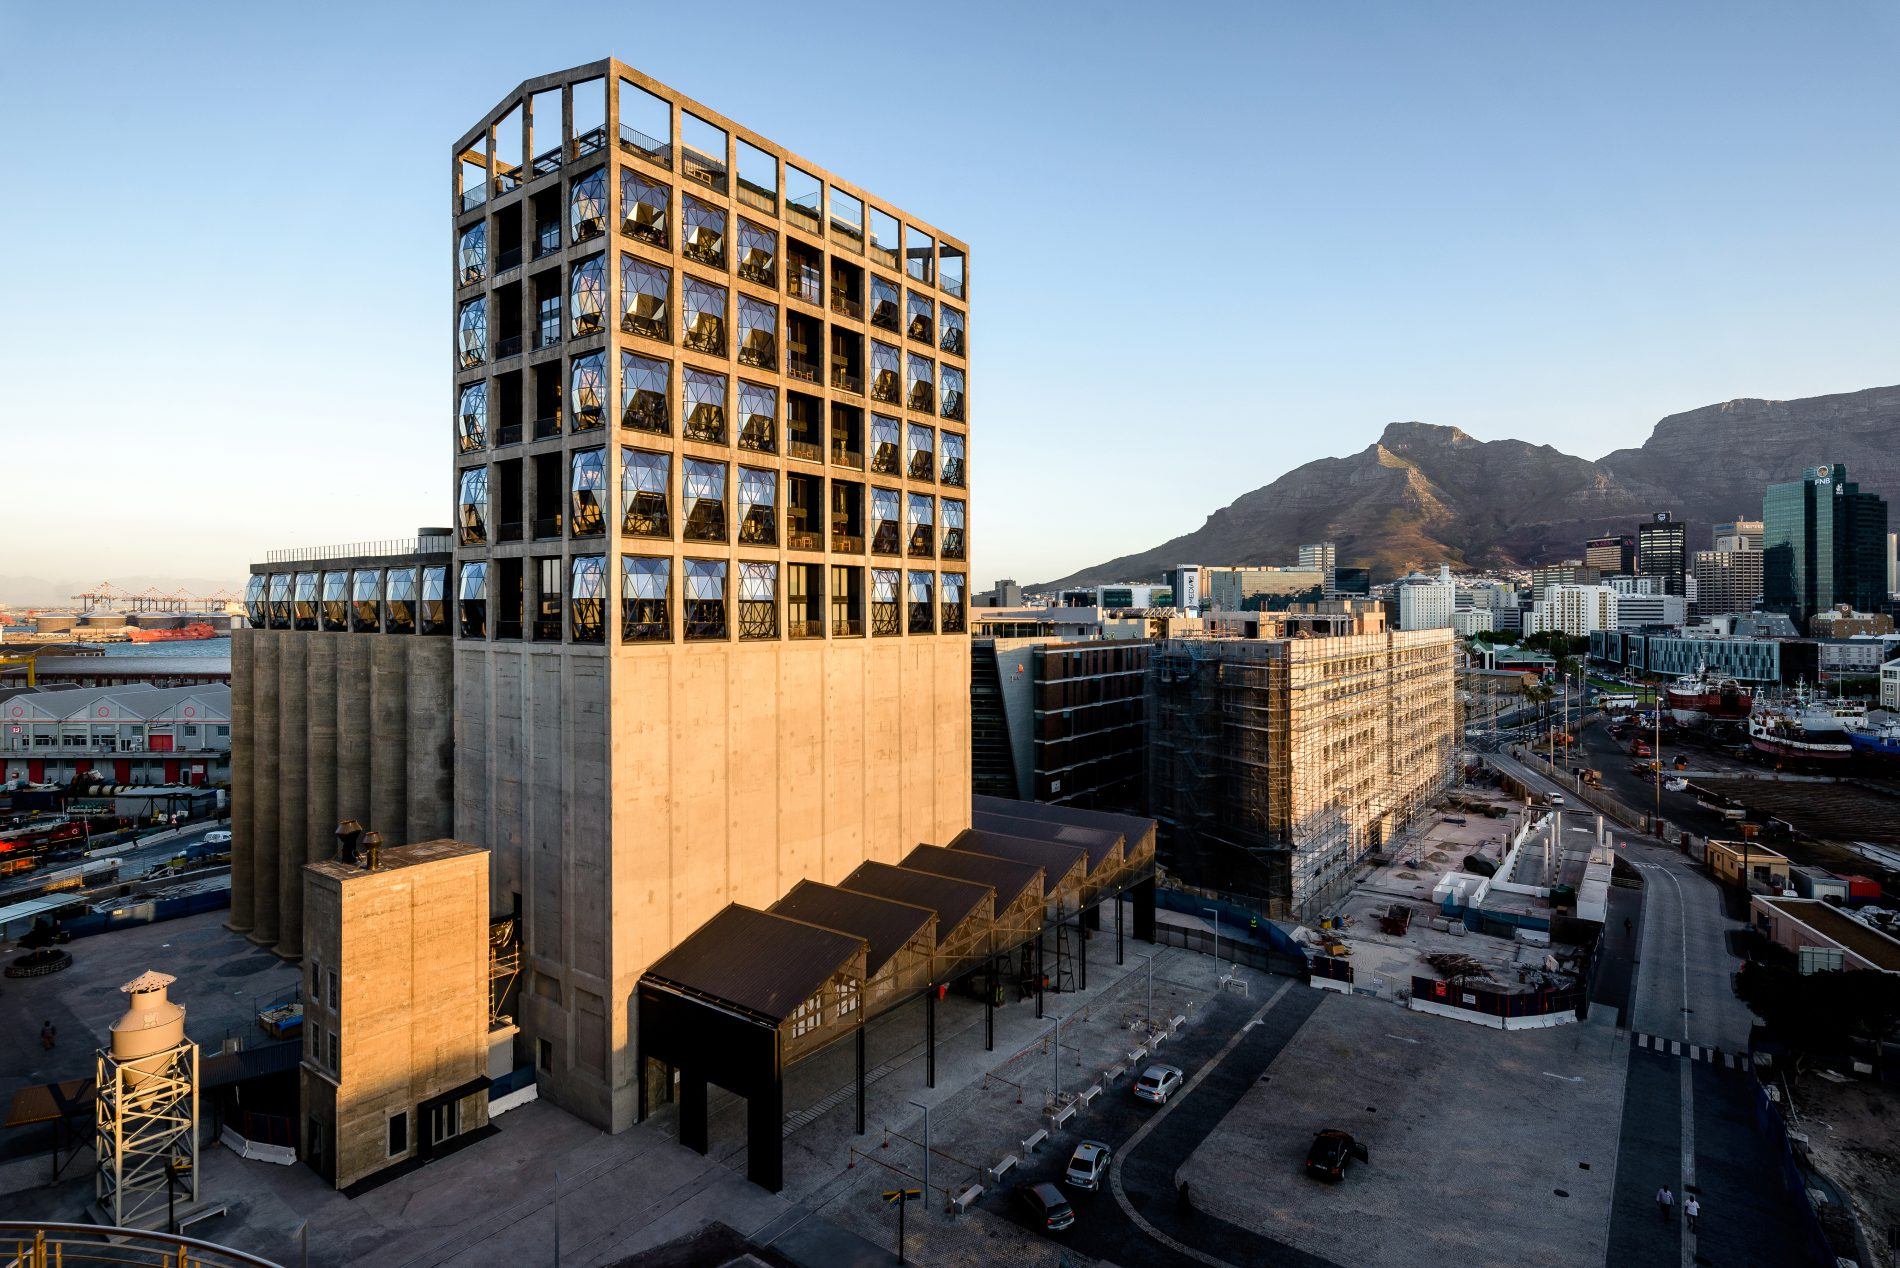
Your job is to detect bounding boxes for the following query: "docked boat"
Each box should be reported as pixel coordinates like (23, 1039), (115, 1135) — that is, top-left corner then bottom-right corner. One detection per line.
(1748, 691), (1856, 763)
(1664, 666), (1753, 727)
(1846, 717), (1900, 764)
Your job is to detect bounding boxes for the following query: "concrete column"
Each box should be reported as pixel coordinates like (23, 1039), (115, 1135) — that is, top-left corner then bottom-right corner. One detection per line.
(370, 637), (409, 844)
(226, 629), (255, 933)
(274, 634), (309, 959)
(335, 636), (372, 849)
(406, 637), (454, 843)
(305, 636), (339, 866)
(250, 630), (281, 945)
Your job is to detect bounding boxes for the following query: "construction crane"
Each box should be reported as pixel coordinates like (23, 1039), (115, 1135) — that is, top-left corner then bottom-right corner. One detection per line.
(0, 646), (44, 685)
(69, 582), (240, 613)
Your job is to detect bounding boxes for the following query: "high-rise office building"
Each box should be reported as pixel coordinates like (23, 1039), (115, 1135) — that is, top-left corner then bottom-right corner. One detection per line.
(1636, 513), (1687, 596)
(1763, 463), (1890, 632)
(449, 61), (973, 1128)
(1297, 542), (1336, 594)
(1691, 549), (1763, 616)
(1712, 518), (1763, 553)
(1397, 566), (1456, 631)
(1584, 534), (1635, 575)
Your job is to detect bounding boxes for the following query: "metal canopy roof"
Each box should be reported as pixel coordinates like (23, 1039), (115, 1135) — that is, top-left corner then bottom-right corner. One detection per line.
(841, 860), (992, 946)
(972, 795), (1155, 855)
(970, 809), (1123, 872)
(644, 903), (866, 1023)
(951, 828), (1089, 888)
(901, 843), (1042, 911)
(769, 880), (935, 978)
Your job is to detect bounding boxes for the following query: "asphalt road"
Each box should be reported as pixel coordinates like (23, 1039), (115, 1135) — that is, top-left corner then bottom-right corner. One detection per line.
(981, 979), (1334, 1268)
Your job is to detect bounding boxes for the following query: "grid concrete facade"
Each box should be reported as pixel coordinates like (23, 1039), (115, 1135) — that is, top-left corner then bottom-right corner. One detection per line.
(448, 61), (972, 1130)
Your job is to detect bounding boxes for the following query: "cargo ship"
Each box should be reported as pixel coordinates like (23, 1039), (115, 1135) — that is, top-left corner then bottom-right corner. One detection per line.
(1748, 690), (1857, 763)
(1664, 666), (1753, 727)
(124, 622), (221, 643)
(1845, 718), (1900, 765)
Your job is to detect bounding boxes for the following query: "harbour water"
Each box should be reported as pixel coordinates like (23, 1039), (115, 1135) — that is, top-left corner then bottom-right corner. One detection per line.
(97, 637), (232, 659)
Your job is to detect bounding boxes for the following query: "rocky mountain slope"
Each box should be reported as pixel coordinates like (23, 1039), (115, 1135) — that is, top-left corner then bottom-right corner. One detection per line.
(1040, 384), (1900, 588)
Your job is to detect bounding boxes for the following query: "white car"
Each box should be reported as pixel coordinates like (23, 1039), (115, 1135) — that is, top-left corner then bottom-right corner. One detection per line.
(1547, 794), (1565, 807)
(1065, 1140), (1112, 1191)
(1132, 1064), (1183, 1105)
(203, 830), (233, 845)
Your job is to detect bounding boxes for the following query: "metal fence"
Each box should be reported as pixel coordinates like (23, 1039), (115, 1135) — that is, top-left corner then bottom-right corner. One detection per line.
(1147, 922), (1307, 978)
(261, 534), (452, 564)
(1410, 975), (1582, 1020)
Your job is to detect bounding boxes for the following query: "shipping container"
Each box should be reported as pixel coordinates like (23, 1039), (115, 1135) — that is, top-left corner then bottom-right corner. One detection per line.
(1844, 874), (1884, 905)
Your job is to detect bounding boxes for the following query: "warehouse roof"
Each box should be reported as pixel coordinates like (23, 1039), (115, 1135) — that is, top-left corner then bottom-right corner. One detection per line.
(951, 828), (1089, 889)
(973, 795), (1155, 856)
(0, 683), (231, 724)
(841, 860), (992, 946)
(644, 903), (866, 1023)
(901, 843), (1042, 910)
(970, 809), (1123, 871)
(770, 880), (935, 978)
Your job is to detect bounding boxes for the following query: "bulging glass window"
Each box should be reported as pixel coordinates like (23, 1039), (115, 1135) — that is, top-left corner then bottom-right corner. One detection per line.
(682, 194), (726, 267)
(458, 298), (487, 368)
(621, 168), (669, 246)
(872, 568), (901, 636)
(351, 569), (384, 632)
(458, 467), (489, 544)
(738, 297), (777, 370)
(244, 575), (267, 626)
(570, 353), (606, 431)
(739, 381), (777, 453)
(457, 381), (487, 452)
(267, 573), (291, 627)
(570, 168), (607, 241)
(738, 466), (777, 546)
(683, 369), (727, 443)
(571, 447), (607, 537)
(683, 458), (727, 541)
(621, 447), (670, 537)
(571, 555), (606, 643)
(459, 561), (489, 638)
(622, 555), (669, 642)
(871, 487), (901, 555)
(941, 572), (966, 632)
(621, 255), (669, 339)
(906, 354), (935, 413)
(292, 572), (319, 629)
(320, 571), (349, 630)
(942, 498), (966, 559)
(907, 291), (934, 343)
(386, 567), (418, 634)
(906, 423), (935, 481)
(940, 432), (966, 487)
(871, 415), (901, 474)
(871, 341), (901, 404)
(738, 562), (778, 640)
(684, 559), (728, 640)
(570, 254), (607, 336)
(908, 570), (935, 633)
(940, 366), (965, 421)
(683, 278), (727, 355)
(907, 493), (936, 557)
(940, 305), (965, 356)
(870, 276), (900, 331)
(738, 219), (777, 285)
(622, 351), (670, 433)
(458, 221), (487, 285)
(420, 565), (448, 635)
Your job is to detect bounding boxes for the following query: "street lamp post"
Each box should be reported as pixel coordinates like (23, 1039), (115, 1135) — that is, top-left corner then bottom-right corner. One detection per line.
(1203, 907), (1221, 978)
(907, 1099), (931, 1203)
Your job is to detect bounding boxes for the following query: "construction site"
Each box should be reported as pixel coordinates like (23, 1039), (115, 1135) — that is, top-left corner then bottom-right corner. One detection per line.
(1147, 624), (1461, 923)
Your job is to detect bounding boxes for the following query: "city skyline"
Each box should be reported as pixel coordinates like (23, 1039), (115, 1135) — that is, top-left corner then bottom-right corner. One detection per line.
(8, 2), (1900, 590)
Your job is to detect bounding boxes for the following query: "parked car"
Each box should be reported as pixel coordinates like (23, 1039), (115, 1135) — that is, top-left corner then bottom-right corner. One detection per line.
(1547, 794), (1565, 807)
(204, 829), (233, 845)
(1013, 1181), (1076, 1232)
(1304, 1128), (1369, 1181)
(1065, 1140), (1112, 1191)
(169, 841), (230, 869)
(1132, 1064), (1184, 1104)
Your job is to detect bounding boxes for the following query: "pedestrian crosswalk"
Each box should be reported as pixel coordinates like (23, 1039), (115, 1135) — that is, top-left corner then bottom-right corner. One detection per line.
(1629, 1031), (1752, 1070)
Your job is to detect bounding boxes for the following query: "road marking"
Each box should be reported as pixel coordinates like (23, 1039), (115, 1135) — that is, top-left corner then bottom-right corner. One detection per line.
(1106, 978), (1294, 1268)
(1541, 1072), (1584, 1084)
(1384, 1033), (1420, 1045)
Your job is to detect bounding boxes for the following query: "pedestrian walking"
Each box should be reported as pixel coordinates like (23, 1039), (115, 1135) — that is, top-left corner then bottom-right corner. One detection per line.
(1684, 1193), (1699, 1233)
(39, 1021), (56, 1051)
(1655, 1185), (1674, 1222)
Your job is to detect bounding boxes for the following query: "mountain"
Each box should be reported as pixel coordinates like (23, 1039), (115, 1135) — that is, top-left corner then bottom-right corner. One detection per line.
(1039, 384), (1900, 588)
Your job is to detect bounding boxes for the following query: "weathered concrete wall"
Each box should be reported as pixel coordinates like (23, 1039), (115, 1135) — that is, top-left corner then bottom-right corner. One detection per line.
(369, 638), (410, 847)
(274, 635), (309, 958)
(228, 630), (255, 933)
(250, 630), (281, 945)
(305, 638), (339, 866)
(335, 635), (373, 847)
(407, 637), (454, 843)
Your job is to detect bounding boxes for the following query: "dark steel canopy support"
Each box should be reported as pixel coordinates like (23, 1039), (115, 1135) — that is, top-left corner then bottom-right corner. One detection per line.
(926, 987), (937, 1089)
(1116, 891), (1125, 965)
(680, 1069), (708, 1155)
(855, 1026), (867, 1135)
(985, 956), (995, 1051)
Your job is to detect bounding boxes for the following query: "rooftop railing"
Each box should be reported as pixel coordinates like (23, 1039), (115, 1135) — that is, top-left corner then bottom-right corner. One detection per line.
(262, 534), (453, 564)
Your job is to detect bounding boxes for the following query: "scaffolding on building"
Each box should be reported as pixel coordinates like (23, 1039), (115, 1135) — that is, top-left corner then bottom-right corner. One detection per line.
(1149, 631), (1458, 925)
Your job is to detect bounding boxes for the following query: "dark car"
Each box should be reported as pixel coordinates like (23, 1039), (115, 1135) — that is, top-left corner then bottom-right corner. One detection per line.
(1304, 1129), (1369, 1181)
(1013, 1181), (1076, 1232)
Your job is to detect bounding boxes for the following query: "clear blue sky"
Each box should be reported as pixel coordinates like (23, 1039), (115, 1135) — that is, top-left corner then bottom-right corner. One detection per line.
(4, 1), (1897, 593)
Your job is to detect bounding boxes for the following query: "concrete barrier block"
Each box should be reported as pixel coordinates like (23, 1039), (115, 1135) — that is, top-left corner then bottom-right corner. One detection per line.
(952, 1184), (983, 1214)
(1169, 1014), (1186, 1031)
(1050, 1105), (1076, 1129)
(1079, 1085), (1101, 1106)
(1106, 1063), (1125, 1081)
(986, 1155), (1016, 1185)
(1021, 1128), (1048, 1153)
(1129, 1046), (1147, 1063)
